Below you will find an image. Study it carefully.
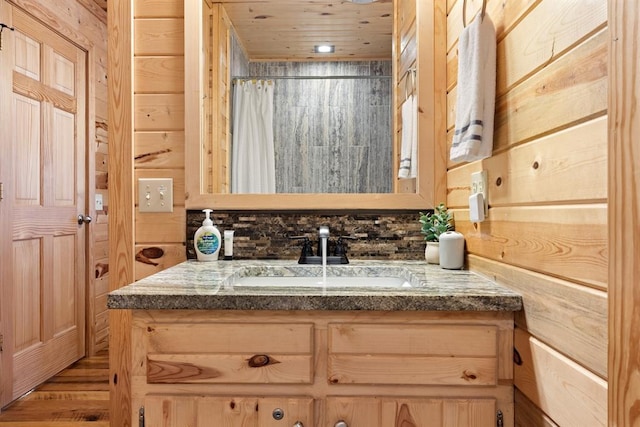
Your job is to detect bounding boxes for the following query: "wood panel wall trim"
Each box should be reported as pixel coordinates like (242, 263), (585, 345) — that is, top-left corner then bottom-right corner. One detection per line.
(514, 389), (559, 427)
(85, 46), (99, 357)
(184, 0), (206, 203)
(469, 255), (607, 379)
(447, 117), (608, 208)
(417, 0), (447, 206)
(457, 206), (608, 290)
(108, 0), (134, 425)
(608, 1), (639, 425)
(514, 328), (607, 426)
(0, 0), (14, 409)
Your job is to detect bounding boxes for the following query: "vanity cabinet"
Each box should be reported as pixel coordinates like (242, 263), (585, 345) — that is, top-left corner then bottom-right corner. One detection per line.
(129, 310), (514, 427)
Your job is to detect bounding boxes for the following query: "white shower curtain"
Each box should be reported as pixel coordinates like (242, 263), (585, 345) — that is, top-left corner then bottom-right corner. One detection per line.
(231, 80), (276, 193)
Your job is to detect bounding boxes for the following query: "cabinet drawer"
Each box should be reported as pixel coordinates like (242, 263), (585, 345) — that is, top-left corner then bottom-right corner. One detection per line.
(327, 323), (497, 386)
(144, 395), (314, 426)
(144, 322), (314, 384)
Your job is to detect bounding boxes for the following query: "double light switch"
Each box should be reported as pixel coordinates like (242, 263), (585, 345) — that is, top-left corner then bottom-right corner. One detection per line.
(138, 178), (174, 213)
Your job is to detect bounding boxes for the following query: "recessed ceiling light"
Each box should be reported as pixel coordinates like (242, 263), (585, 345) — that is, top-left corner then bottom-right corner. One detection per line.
(314, 45), (335, 53)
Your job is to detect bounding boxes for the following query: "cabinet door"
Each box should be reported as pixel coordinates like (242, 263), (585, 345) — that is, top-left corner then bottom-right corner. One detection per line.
(326, 397), (496, 427)
(144, 395), (313, 427)
(258, 397), (314, 427)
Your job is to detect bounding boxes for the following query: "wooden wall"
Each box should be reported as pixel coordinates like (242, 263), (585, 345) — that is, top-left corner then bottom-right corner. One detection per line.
(608, 3), (640, 426)
(210, 3), (231, 194)
(87, 2), (109, 356)
(445, 0), (608, 425)
(2, 0), (109, 356)
(132, 0), (187, 281)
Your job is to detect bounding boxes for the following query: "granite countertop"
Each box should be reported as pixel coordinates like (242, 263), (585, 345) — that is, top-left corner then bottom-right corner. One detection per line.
(107, 260), (522, 312)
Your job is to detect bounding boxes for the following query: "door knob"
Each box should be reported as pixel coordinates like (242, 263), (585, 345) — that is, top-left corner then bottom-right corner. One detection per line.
(77, 214), (92, 225)
(334, 421), (348, 427)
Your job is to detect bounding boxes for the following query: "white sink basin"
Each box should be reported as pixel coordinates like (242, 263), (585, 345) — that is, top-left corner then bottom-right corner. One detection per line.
(233, 276), (412, 288)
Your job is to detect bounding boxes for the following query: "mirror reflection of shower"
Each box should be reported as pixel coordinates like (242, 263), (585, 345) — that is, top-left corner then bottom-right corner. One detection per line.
(230, 59), (392, 194)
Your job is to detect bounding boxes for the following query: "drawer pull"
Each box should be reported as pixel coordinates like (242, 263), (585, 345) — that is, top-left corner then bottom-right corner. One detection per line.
(247, 354), (280, 368)
(293, 422), (304, 427)
(334, 421), (348, 427)
(272, 408), (284, 420)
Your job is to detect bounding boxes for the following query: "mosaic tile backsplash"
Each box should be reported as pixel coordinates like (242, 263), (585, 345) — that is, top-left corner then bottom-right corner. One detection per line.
(186, 211), (427, 261)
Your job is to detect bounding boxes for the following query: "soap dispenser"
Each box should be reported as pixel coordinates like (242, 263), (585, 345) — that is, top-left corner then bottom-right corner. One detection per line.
(194, 209), (221, 261)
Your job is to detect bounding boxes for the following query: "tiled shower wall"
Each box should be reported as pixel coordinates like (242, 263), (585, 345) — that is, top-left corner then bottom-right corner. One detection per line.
(186, 210), (426, 261)
(232, 61), (392, 193)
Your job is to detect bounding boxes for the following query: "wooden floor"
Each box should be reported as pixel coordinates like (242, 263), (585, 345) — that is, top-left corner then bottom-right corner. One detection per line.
(0, 352), (109, 426)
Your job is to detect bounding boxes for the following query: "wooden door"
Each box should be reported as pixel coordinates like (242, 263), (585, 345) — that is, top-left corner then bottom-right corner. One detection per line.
(0, 2), (87, 406)
(143, 395), (314, 426)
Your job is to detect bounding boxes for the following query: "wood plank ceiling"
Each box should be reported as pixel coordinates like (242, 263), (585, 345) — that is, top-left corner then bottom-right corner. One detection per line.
(95, 0), (393, 61)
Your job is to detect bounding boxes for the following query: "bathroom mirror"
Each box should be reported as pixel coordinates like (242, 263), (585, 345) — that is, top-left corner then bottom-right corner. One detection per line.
(185, 0), (447, 210)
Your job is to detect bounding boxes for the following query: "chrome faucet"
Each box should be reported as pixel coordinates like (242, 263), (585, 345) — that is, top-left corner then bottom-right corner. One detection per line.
(318, 226), (330, 256)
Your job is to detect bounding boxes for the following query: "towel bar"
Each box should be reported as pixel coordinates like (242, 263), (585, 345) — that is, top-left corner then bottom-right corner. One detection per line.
(463, 0), (487, 28)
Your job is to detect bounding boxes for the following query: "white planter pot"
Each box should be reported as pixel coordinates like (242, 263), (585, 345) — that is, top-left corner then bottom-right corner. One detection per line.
(425, 242), (440, 264)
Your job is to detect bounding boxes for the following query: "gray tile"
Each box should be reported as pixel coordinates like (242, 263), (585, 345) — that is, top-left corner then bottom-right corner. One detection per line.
(239, 61), (392, 193)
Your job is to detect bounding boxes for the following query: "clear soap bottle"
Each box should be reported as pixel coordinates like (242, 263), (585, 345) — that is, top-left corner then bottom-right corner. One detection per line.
(194, 209), (221, 261)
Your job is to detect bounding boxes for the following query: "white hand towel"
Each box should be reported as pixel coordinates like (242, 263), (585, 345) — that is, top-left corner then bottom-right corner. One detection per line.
(450, 14), (496, 162)
(409, 93), (418, 178)
(398, 94), (417, 178)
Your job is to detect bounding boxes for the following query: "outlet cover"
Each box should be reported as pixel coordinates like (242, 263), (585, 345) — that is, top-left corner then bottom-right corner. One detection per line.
(470, 170), (488, 218)
(95, 194), (103, 211)
(138, 178), (174, 213)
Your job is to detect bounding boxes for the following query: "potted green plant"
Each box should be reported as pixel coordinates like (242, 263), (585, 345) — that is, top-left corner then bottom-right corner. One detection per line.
(419, 203), (453, 264)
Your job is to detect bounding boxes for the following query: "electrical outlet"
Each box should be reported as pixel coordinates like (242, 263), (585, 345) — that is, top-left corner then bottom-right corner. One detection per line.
(470, 170), (488, 218)
(138, 178), (174, 213)
(95, 194), (103, 211)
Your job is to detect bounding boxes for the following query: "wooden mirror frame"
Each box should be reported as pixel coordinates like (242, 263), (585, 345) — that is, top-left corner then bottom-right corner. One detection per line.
(184, 0), (447, 210)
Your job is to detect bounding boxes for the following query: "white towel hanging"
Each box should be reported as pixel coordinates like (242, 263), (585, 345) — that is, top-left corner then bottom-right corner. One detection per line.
(398, 93), (417, 179)
(450, 13), (496, 162)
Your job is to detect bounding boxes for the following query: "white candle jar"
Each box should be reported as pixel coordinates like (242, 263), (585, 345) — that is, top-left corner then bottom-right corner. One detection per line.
(439, 231), (465, 269)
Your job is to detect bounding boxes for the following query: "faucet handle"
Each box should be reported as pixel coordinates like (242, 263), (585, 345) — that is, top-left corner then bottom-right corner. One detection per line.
(334, 236), (356, 262)
(289, 236), (314, 262)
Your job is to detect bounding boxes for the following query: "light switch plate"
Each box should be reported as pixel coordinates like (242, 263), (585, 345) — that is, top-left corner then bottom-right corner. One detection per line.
(95, 194), (103, 211)
(470, 170), (488, 219)
(138, 178), (174, 213)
